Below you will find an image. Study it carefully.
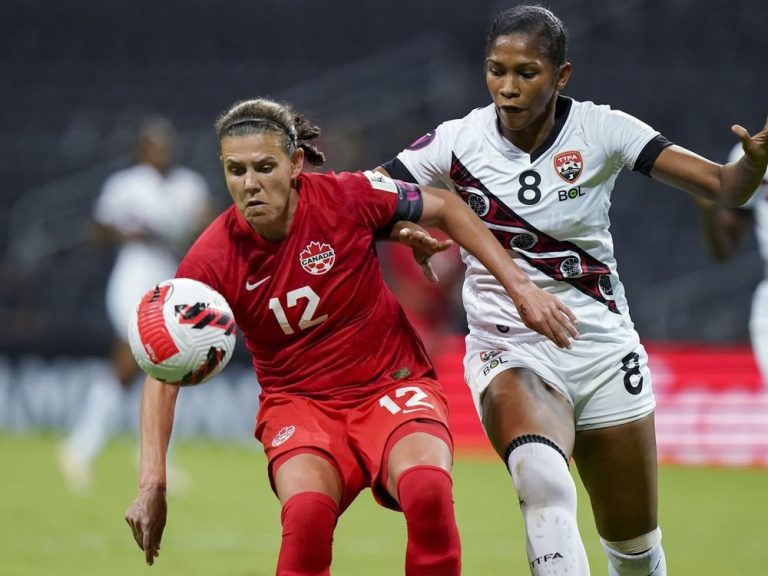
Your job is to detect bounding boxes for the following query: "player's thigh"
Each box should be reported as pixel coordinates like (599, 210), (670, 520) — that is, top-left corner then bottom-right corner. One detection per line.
(572, 413), (658, 541)
(273, 451), (343, 506)
(481, 366), (576, 459)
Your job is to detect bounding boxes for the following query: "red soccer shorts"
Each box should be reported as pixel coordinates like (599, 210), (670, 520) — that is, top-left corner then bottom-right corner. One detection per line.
(255, 378), (454, 513)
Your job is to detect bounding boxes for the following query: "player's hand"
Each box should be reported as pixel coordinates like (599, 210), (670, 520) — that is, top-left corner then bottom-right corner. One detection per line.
(732, 113), (768, 166)
(512, 281), (579, 349)
(125, 486), (168, 566)
(397, 225), (454, 283)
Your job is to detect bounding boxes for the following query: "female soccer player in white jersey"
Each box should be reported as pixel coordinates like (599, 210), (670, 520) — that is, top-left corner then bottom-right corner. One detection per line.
(700, 144), (768, 386)
(123, 96), (579, 575)
(378, 5), (768, 575)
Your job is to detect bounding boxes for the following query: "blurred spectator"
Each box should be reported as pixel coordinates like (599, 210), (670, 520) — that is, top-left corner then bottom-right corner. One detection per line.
(699, 143), (768, 386)
(58, 115), (213, 493)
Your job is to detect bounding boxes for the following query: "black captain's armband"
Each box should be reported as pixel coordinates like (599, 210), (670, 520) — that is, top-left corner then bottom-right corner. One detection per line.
(376, 178), (424, 237)
(633, 134), (673, 176)
(391, 179), (424, 224)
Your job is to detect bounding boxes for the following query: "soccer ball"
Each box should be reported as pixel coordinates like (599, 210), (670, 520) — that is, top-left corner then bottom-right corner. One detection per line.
(128, 278), (237, 386)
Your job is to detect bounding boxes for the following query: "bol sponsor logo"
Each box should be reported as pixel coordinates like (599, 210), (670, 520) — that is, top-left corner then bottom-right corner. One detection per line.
(557, 186), (585, 202)
(482, 356), (509, 377)
(272, 425), (296, 447)
(300, 241), (336, 275)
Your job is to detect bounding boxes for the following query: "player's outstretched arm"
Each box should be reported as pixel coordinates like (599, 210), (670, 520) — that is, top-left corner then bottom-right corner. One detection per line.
(125, 376), (179, 566)
(652, 114), (768, 206)
(418, 185), (579, 349)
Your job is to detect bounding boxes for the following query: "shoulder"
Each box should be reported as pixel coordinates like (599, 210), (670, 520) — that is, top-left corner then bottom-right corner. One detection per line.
(188, 207), (236, 250)
(101, 163), (151, 191)
(566, 98), (617, 126)
(300, 170), (373, 197)
(564, 97), (660, 163)
(168, 165), (209, 188)
(442, 105), (493, 139)
(571, 98), (654, 132)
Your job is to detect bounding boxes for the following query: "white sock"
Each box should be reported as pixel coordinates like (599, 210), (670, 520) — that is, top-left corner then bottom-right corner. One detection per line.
(602, 528), (666, 576)
(507, 439), (590, 575)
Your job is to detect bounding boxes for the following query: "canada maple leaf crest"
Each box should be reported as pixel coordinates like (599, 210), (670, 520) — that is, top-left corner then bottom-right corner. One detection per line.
(299, 241), (336, 275)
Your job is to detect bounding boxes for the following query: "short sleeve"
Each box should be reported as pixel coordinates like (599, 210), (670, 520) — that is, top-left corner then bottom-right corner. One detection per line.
(391, 121), (457, 186)
(336, 171), (423, 233)
(595, 107), (666, 173)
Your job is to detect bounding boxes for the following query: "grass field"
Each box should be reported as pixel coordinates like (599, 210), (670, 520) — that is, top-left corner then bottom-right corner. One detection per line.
(2, 433), (766, 575)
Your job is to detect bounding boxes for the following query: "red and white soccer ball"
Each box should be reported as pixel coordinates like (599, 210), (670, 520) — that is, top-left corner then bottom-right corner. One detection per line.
(128, 278), (237, 386)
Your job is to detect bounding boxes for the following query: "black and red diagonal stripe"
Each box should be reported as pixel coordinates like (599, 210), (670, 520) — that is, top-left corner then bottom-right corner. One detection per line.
(450, 154), (618, 313)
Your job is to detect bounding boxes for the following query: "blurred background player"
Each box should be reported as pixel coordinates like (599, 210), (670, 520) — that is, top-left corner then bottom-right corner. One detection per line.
(378, 5), (768, 575)
(58, 115), (212, 493)
(699, 143), (768, 386)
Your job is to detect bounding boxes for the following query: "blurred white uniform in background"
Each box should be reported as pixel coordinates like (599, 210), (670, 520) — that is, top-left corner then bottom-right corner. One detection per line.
(96, 162), (211, 337)
(728, 144), (768, 386)
(59, 118), (211, 493)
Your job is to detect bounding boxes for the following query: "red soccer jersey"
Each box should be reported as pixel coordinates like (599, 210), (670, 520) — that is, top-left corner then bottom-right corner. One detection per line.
(176, 171), (435, 399)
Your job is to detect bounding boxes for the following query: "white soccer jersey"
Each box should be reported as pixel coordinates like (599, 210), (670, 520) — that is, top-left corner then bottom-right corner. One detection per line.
(392, 97), (667, 342)
(728, 143), (768, 279)
(93, 162), (211, 337)
(93, 163), (210, 244)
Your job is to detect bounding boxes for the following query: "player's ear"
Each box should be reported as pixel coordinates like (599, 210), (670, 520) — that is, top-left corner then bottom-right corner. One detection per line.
(555, 61), (572, 91)
(290, 147), (305, 178)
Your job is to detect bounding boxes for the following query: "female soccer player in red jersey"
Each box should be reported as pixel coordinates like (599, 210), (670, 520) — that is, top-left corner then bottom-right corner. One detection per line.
(379, 5), (768, 575)
(124, 96), (578, 575)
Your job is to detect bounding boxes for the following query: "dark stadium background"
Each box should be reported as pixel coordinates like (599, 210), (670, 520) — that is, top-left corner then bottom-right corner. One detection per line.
(2, 4), (767, 574)
(1, 0), (765, 357)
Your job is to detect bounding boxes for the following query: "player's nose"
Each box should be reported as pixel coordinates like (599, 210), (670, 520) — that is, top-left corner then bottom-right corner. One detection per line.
(243, 168), (261, 191)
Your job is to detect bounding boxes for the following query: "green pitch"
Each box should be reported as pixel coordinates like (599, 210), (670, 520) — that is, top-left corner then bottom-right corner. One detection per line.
(1, 433), (766, 574)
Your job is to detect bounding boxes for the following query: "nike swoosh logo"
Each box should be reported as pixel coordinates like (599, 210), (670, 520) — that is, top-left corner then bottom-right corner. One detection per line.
(245, 276), (271, 291)
(402, 408), (428, 414)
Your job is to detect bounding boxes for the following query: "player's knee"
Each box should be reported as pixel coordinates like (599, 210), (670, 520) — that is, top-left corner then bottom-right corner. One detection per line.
(398, 465), (457, 532)
(601, 528), (666, 576)
(278, 492), (338, 575)
(397, 465), (461, 573)
(505, 435), (575, 511)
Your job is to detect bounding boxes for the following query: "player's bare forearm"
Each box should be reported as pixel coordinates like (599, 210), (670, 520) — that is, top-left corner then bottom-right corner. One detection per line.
(138, 376), (179, 489)
(125, 376), (177, 565)
(125, 376), (179, 566)
(652, 115), (768, 206)
(717, 151), (768, 206)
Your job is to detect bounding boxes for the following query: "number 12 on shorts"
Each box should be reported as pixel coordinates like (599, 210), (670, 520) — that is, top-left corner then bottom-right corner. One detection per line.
(379, 386), (435, 415)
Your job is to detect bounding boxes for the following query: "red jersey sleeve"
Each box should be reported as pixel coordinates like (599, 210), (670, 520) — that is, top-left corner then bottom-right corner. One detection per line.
(337, 171), (423, 233)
